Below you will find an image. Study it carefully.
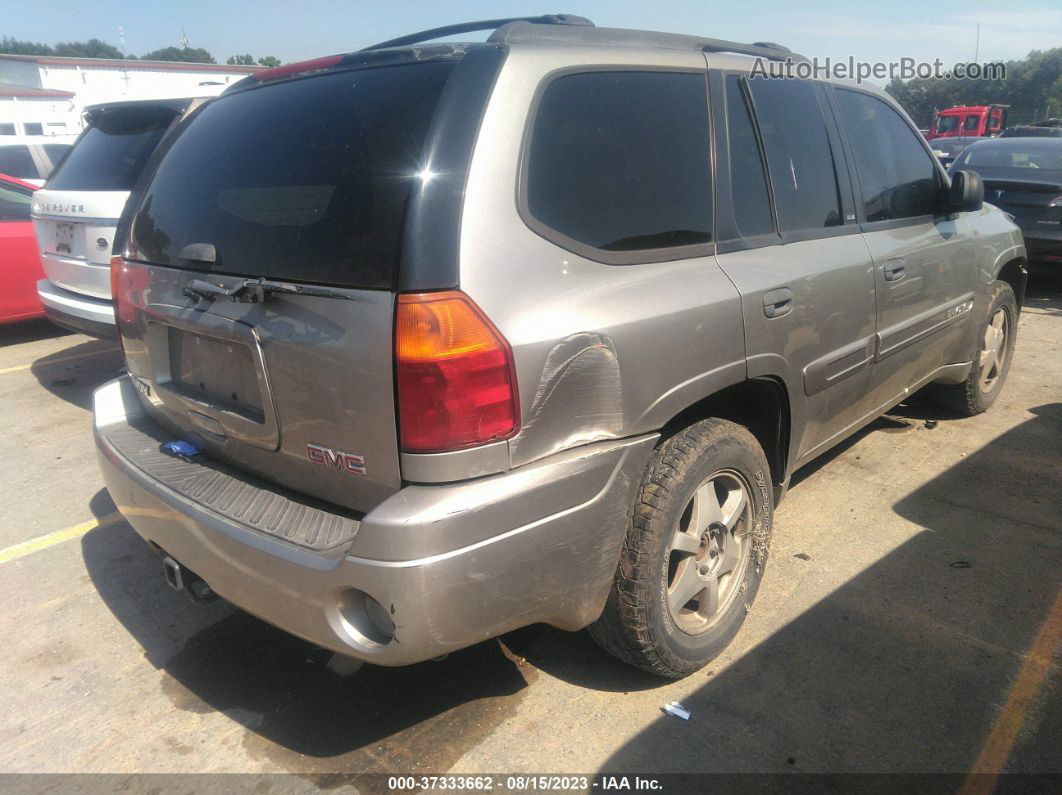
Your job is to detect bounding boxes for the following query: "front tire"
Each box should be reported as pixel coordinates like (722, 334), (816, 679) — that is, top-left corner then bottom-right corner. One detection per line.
(588, 419), (774, 678)
(932, 281), (1017, 416)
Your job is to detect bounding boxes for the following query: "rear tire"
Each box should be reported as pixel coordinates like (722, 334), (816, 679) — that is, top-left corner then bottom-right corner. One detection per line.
(588, 419), (774, 678)
(931, 281), (1017, 416)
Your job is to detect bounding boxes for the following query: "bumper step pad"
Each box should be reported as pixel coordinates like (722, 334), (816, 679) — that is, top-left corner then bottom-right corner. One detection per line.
(105, 422), (360, 551)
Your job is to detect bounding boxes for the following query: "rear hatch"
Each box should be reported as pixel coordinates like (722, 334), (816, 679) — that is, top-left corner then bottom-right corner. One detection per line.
(982, 177), (1062, 237)
(116, 60), (459, 513)
(33, 102), (187, 299)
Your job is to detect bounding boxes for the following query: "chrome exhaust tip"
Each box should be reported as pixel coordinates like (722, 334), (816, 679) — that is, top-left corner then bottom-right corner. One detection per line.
(162, 556), (184, 591)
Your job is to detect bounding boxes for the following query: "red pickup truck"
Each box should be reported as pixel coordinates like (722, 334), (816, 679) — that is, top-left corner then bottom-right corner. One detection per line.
(927, 105), (1008, 140)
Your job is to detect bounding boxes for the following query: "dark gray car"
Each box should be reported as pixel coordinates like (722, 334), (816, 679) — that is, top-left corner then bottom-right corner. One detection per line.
(93, 16), (1026, 678)
(953, 137), (1062, 264)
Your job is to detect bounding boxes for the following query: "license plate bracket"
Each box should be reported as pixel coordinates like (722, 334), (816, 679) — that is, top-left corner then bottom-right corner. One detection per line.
(54, 222), (76, 255)
(168, 329), (265, 421)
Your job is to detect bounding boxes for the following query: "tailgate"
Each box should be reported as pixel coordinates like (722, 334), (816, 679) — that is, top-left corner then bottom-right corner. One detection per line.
(112, 61), (464, 513)
(33, 190), (128, 299)
(119, 262), (400, 513)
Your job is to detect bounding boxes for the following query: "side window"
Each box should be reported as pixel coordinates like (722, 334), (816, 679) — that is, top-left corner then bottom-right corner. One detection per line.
(0, 123), (15, 136)
(963, 115), (980, 132)
(835, 89), (940, 222)
(989, 114), (1001, 130)
(23, 122), (44, 136)
(525, 70), (712, 258)
(0, 146), (39, 180)
(723, 76), (774, 238)
(936, 116), (959, 134)
(0, 183), (33, 222)
(746, 77), (843, 232)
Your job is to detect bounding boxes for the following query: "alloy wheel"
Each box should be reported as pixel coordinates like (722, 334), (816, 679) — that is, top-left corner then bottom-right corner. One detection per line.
(666, 469), (754, 634)
(978, 308), (1009, 392)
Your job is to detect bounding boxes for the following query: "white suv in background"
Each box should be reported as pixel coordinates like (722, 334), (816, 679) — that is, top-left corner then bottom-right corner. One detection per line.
(0, 135), (77, 186)
(32, 98), (207, 337)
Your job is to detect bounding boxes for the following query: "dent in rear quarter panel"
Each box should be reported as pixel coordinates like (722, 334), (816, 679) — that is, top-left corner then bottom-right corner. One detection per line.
(456, 45), (747, 469)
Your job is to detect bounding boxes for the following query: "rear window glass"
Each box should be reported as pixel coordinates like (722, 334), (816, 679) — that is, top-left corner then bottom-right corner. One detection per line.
(724, 75), (774, 238)
(957, 144), (1062, 174)
(47, 106), (178, 191)
(130, 62), (456, 289)
(525, 71), (712, 256)
(747, 77), (843, 232)
(0, 146), (38, 179)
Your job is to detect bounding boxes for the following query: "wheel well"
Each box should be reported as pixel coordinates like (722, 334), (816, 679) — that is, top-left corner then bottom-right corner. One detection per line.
(997, 257), (1028, 311)
(661, 378), (791, 489)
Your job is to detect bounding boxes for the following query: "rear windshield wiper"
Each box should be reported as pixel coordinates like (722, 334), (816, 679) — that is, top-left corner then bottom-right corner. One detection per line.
(184, 276), (355, 304)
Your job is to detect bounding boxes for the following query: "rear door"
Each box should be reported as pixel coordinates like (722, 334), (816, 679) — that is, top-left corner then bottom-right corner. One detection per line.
(831, 87), (979, 407)
(710, 70), (878, 466)
(117, 62), (458, 513)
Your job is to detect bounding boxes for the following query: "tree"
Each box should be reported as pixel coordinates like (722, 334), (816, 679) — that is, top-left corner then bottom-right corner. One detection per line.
(227, 53), (255, 65)
(0, 36), (54, 55)
(54, 38), (124, 59)
(140, 46), (216, 64)
(257, 55), (281, 67)
(887, 47), (1062, 127)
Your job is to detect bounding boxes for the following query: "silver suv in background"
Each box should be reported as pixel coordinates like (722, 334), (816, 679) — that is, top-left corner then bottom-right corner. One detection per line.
(94, 16), (1026, 678)
(33, 98), (206, 337)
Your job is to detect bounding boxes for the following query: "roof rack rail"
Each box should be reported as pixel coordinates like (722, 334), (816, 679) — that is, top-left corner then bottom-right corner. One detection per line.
(360, 14), (594, 51)
(701, 39), (796, 61)
(487, 22), (803, 63)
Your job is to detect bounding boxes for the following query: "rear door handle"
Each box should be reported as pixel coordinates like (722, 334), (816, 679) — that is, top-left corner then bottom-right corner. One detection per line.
(763, 287), (794, 319)
(883, 260), (906, 282)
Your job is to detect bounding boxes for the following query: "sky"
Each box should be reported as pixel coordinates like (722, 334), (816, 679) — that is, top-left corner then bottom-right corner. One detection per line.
(4, 0), (1060, 70)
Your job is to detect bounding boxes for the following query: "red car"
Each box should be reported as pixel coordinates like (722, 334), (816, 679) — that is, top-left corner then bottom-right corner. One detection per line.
(0, 173), (45, 324)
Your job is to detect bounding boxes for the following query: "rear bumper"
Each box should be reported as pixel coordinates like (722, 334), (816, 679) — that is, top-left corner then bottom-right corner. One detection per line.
(1021, 234), (1062, 263)
(94, 376), (656, 665)
(37, 279), (115, 338)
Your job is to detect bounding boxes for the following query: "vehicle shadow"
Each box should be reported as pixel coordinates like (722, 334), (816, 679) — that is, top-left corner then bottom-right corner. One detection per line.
(0, 318), (71, 347)
(1024, 266), (1062, 315)
(589, 403), (1062, 774)
(29, 338), (123, 410)
(79, 490), (532, 771)
(499, 390), (986, 693)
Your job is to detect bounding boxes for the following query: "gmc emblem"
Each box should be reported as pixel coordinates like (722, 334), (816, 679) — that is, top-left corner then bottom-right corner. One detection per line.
(306, 443), (366, 475)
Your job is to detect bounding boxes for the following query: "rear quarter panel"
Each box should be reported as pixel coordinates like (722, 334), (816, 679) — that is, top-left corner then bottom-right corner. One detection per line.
(459, 45), (747, 469)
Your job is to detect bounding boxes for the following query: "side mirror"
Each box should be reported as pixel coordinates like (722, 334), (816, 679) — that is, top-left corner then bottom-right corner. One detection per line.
(946, 169), (984, 213)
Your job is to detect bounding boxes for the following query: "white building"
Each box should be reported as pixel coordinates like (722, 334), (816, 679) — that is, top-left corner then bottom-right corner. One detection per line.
(0, 54), (260, 137)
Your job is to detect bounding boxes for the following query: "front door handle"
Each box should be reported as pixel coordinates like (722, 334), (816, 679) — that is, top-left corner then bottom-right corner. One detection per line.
(763, 287), (794, 319)
(883, 259), (906, 282)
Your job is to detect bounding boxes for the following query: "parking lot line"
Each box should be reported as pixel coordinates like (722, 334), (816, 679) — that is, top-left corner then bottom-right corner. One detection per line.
(962, 585), (1062, 792)
(0, 346), (118, 376)
(0, 513), (122, 564)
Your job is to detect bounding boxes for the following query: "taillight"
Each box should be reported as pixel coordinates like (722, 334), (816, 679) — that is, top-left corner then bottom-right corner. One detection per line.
(395, 291), (519, 453)
(110, 255), (130, 347)
(110, 255), (122, 302)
